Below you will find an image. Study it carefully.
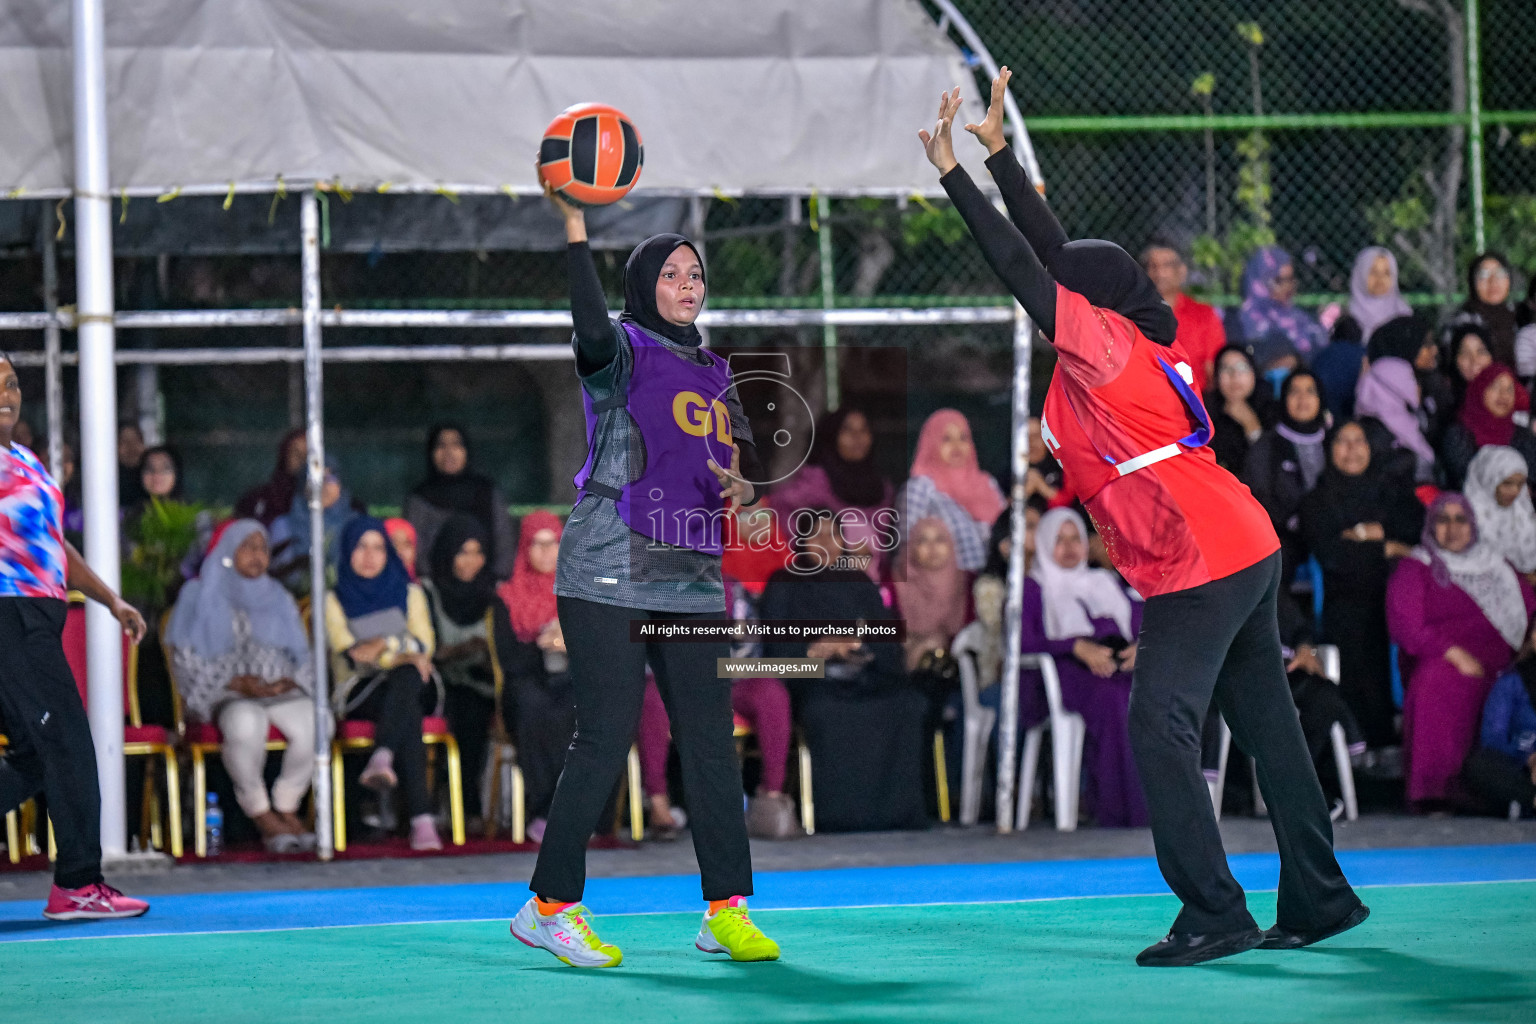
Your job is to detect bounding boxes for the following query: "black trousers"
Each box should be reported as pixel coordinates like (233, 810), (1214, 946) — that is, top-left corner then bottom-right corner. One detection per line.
(507, 673), (577, 821)
(0, 598), (103, 889)
(1131, 553), (1362, 935)
(530, 597), (752, 903)
(443, 686), (494, 817)
(350, 665), (433, 818)
(1462, 748), (1535, 812)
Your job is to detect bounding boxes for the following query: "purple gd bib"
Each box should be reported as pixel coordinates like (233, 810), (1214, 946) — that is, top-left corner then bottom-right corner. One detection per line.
(574, 322), (735, 554)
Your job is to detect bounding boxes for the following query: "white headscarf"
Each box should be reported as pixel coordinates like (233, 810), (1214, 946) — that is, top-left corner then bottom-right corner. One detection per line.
(1029, 507), (1133, 642)
(1411, 494), (1528, 651)
(1348, 246), (1412, 342)
(1464, 446), (1536, 574)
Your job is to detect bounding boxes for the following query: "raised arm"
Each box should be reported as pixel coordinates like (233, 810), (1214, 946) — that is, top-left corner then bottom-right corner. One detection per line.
(920, 88), (1057, 336)
(546, 183), (619, 377)
(963, 68), (1068, 260)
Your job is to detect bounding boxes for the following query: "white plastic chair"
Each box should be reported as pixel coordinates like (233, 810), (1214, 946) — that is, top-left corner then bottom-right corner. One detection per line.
(1017, 653), (1086, 831)
(952, 622), (998, 827)
(1210, 643), (1357, 822)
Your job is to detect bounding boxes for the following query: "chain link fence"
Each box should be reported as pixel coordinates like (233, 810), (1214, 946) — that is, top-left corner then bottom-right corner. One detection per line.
(0, 0), (1530, 504)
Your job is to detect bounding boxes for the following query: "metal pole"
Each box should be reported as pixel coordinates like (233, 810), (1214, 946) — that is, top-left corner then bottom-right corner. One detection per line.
(72, 0), (126, 858)
(817, 194), (839, 411)
(301, 190), (335, 861)
(1466, 0), (1485, 254)
(41, 224), (65, 481)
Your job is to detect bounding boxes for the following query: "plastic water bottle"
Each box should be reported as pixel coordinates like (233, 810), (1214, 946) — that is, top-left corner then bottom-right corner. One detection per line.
(206, 793), (224, 857)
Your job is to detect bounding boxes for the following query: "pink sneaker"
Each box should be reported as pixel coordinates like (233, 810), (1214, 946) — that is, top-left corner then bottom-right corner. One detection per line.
(43, 882), (150, 921)
(409, 813), (443, 852)
(359, 748), (397, 791)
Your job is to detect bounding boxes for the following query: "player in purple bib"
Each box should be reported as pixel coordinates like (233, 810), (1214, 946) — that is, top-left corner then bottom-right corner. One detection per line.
(508, 186), (781, 967)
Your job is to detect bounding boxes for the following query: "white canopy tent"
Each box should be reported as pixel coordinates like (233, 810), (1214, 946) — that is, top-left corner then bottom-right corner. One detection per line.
(0, 0), (1041, 860)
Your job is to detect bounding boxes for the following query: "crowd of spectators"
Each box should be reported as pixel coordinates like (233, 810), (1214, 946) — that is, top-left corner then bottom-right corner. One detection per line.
(14, 245), (1536, 860)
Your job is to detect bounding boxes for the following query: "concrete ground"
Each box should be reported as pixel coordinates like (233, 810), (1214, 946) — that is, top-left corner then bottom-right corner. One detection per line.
(3, 813), (1530, 900)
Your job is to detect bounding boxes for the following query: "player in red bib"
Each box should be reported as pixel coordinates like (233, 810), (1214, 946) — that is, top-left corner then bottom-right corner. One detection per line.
(921, 73), (1366, 966)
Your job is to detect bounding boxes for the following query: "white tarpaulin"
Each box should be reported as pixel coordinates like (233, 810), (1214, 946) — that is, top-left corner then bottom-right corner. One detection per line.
(0, 0), (989, 198)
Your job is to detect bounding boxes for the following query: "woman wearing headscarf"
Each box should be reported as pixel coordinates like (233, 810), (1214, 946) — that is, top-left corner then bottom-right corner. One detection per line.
(759, 510), (926, 834)
(1208, 345), (1272, 473)
(897, 409), (1005, 573)
(1445, 252), (1518, 370)
(1388, 493), (1534, 808)
(404, 424), (517, 582)
(1243, 370), (1329, 584)
(1438, 363), (1536, 491)
(1016, 508), (1147, 828)
(384, 518), (419, 581)
(1237, 246), (1330, 361)
(234, 428), (306, 528)
(1446, 323), (1496, 410)
(324, 516), (442, 851)
(1464, 445), (1536, 578)
(928, 72), (1363, 965)
(895, 517), (970, 674)
(771, 406), (894, 578)
(509, 187), (779, 967)
(1515, 278), (1536, 385)
(167, 520), (317, 852)
(1368, 315), (1455, 448)
(495, 511), (578, 843)
(422, 514), (516, 826)
(1343, 247), (1412, 343)
(269, 457), (360, 592)
(1354, 356), (1436, 485)
(1300, 420), (1424, 749)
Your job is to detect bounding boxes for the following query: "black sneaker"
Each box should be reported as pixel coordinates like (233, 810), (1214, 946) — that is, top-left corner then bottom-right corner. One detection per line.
(1260, 903), (1370, 950)
(1136, 928), (1264, 967)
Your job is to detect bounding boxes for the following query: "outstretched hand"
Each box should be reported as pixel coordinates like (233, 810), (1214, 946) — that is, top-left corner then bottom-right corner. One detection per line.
(964, 66), (1012, 156)
(918, 88), (963, 175)
(707, 443), (754, 515)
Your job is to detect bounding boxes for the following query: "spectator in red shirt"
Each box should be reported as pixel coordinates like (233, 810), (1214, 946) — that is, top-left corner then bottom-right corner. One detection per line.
(1141, 241), (1226, 394)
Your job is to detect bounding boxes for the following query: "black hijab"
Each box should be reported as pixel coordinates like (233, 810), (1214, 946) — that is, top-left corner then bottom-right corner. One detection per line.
(1366, 315), (1429, 365)
(1046, 240), (1178, 346)
(620, 233), (706, 348)
(1277, 370), (1328, 434)
(429, 514), (498, 627)
(412, 423), (497, 540)
(1464, 251), (1518, 365)
(811, 406), (888, 508)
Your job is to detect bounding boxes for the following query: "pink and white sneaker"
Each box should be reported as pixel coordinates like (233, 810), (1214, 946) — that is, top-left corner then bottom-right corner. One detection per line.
(43, 882), (150, 921)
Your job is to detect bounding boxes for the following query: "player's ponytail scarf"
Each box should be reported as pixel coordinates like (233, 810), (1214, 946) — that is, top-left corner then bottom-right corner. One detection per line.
(909, 409), (1006, 527)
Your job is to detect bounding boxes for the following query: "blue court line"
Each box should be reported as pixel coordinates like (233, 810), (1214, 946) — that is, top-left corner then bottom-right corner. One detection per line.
(1, 843), (1532, 943)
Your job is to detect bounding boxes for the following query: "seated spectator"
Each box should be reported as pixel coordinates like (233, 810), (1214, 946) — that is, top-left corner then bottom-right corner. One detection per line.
(495, 511), (578, 841)
(1244, 369), (1328, 584)
(759, 510), (926, 832)
(896, 517), (969, 675)
(1444, 252), (1518, 369)
(1439, 363), (1536, 491)
(1343, 246), (1411, 343)
(422, 514), (515, 827)
(1250, 331), (1302, 400)
(639, 574), (798, 840)
(1516, 278), (1536, 385)
(325, 517), (443, 850)
(1465, 446), (1536, 578)
(117, 423), (147, 509)
(1140, 241), (1225, 392)
(385, 518), (419, 581)
(897, 409), (1005, 572)
(720, 501), (792, 595)
(234, 428), (306, 528)
(1388, 493), (1534, 809)
(1310, 315), (1364, 422)
(405, 424), (516, 581)
(166, 520), (317, 853)
(1024, 416), (1063, 505)
(132, 445), (183, 512)
(1011, 508), (1146, 827)
(1462, 663), (1536, 817)
(1235, 246), (1330, 361)
(1274, 584), (1367, 795)
(1301, 420), (1424, 750)
(1446, 323), (1496, 412)
(270, 457), (358, 591)
(772, 406), (894, 578)
(1208, 345), (1271, 473)
(1369, 316), (1455, 449)
(1355, 356), (1435, 485)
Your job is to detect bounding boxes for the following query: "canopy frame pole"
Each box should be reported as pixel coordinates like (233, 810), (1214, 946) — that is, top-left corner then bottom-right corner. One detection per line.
(301, 190), (335, 862)
(1467, 0), (1485, 253)
(73, 0), (127, 858)
(41, 222), (65, 481)
(816, 194), (839, 410)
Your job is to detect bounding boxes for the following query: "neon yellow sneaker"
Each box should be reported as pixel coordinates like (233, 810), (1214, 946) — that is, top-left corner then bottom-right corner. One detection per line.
(694, 898), (780, 962)
(511, 898), (623, 968)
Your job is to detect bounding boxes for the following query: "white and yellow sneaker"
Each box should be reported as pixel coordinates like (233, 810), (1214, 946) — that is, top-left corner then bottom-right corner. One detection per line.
(511, 897), (623, 968)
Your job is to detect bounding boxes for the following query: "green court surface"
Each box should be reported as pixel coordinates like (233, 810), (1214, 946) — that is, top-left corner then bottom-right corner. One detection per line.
(8, 882), (1534, 1024)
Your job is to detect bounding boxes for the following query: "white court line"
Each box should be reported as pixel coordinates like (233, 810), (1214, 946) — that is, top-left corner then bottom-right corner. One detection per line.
(3, 876), (1532, 946)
